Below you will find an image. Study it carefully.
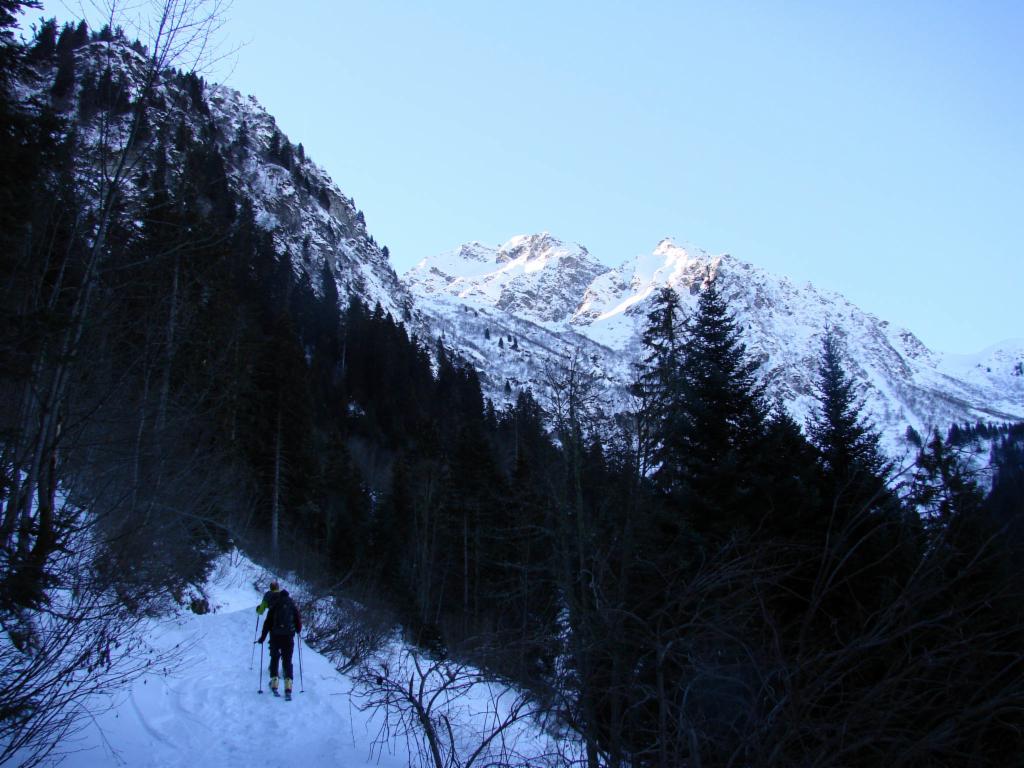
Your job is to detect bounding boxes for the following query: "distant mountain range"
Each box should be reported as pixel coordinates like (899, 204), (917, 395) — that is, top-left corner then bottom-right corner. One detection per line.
(401, 233), (1024, 454)
(45, 37), (1024, 455)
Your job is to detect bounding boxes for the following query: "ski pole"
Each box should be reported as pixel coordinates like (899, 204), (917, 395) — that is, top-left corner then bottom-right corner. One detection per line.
(258, 641), (264, 694)
(298, 634), (304, 693)
(249, 613), (259, 670)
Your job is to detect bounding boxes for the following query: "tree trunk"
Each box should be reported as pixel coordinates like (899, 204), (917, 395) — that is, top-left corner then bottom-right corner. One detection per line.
(157, 253), (180, 433)
(271, 404), (282, 561)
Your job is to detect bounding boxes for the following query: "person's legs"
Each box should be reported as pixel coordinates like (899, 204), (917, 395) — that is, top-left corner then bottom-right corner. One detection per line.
(281, 635), (295, 692)
(269, 638), (283, 692)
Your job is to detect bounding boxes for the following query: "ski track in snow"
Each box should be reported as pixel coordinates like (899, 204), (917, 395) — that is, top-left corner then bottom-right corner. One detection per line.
(51, 560), (407, 768)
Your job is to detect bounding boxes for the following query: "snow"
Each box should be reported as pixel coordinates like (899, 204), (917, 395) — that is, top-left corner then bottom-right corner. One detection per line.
(37, 552), (405, 768)
(20, 550), (571, 768)
(938, 338), (1024, 378)
(403, 232), (1024, 452)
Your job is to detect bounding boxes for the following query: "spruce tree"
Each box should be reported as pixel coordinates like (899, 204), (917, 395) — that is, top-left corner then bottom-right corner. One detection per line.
(804, 329), (913, 642)
(0, 2), (39, 72)
(910, 430), (985, 525)
(51, 23), (76, 99)
(757, 405), (822, 537)
(636, 286), (686, 497)
(675, 277), (768, 533)
(806, 328), (891, 519)
(71, 19), (88, 48)
(28, 16), (56, 61)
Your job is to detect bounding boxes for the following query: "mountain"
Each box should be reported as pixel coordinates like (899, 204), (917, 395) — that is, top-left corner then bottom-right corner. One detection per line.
(403, 233), (1024, 451)
(29, 33), (1021, 454)
(29, 33), (411, 320)
(203, 84), (412, 319)
(8, 24), (1024, 768)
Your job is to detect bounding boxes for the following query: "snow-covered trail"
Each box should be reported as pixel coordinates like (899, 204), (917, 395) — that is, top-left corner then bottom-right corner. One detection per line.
(53, 556), (408, 768)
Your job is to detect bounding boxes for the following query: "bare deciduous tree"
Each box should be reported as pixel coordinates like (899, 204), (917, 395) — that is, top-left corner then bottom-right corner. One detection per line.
(1, 1), (237, 761)
(0, 513), (187, 767)
(354, 647), (573, 768)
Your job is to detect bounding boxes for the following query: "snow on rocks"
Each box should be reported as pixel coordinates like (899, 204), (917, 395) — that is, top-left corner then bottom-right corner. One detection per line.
(403, 233), (1024, 451)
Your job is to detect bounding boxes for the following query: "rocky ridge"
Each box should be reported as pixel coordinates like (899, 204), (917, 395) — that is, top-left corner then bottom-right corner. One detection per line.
(403, 233), (1024, 454)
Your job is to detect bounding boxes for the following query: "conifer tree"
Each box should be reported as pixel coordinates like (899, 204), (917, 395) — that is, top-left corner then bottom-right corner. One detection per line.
(636, 286), (686, 497)
(71, 19), (88, 48)
(803, 329), (913, 642)
(28, 16), (56, 61)
(51, 22), (76, 99)
(757, 405), (822, 536)
(807, 328), (891, 518)
(910, 430), (985, 525)
(0, 2), (39, 74)
(672, 277), (768, 532)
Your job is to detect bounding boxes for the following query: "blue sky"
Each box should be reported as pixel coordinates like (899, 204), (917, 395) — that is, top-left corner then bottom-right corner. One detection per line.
(36, 1), (1023, 352)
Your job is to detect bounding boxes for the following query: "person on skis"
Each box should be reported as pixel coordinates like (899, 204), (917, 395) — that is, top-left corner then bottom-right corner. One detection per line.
(256, 580), (282, 615)
(255, 585), (302, 700)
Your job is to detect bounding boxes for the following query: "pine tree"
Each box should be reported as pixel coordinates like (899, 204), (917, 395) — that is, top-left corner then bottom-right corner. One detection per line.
(268, 130), (281, 163)
(28, 16), (56, 61)
(803, 329), (912, 641)
(0, 2), (39, 72)
(71, 19), (88, 48)
(51, 22), (76, 99)
(658, 278), (768, 533)
(757, 405), (822, 537)
(807, 328), (891, 518)
(905, 424), (922, 447)
(910, 430), (985, 525)
(636, 286), (686, 496)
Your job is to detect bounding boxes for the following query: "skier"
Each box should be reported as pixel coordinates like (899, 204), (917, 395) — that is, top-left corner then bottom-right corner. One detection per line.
(255, 586), (302, 700)
(256, 580), (282, 615)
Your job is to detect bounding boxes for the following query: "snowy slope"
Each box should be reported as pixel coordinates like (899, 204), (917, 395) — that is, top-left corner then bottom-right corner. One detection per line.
(409, 234), (607, 325)
(24, 38), (411, 321)
(28, 551), (568, 768)
(204, 84), (411, 317)
(40, 553), (407, 768)
(404, 235), (1024, 452)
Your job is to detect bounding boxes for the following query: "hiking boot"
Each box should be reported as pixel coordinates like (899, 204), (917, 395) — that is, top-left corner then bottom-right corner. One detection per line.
(270, 676), (279, 696)
(285, 678), (293, 701)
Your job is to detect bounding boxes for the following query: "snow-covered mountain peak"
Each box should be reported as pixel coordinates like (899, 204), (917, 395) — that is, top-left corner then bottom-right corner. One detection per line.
(404, 233), (608, 323)
(60, 31), (1018, 455)
(403, 234), (1024, 451)
(457, 241), (497, 263)
(626, 238), (720, 295)
(200, 83), (410, 316)
(938, 338), (1024, 387)
(496, 232), (593, 270)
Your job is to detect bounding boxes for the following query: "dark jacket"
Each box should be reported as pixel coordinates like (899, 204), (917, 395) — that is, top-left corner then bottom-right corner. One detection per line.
(259, 589), (302, 642)
(256, 589), (280, 615)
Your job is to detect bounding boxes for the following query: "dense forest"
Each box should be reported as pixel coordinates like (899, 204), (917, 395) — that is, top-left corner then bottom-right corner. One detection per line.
(2, 4), (1023, 766)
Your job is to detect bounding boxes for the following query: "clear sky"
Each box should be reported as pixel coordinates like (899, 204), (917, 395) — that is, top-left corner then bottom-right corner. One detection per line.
(36, 1), (1024, 352)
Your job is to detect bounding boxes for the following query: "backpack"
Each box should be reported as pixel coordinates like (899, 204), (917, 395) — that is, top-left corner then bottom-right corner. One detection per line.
(271, 595), (297, 635)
